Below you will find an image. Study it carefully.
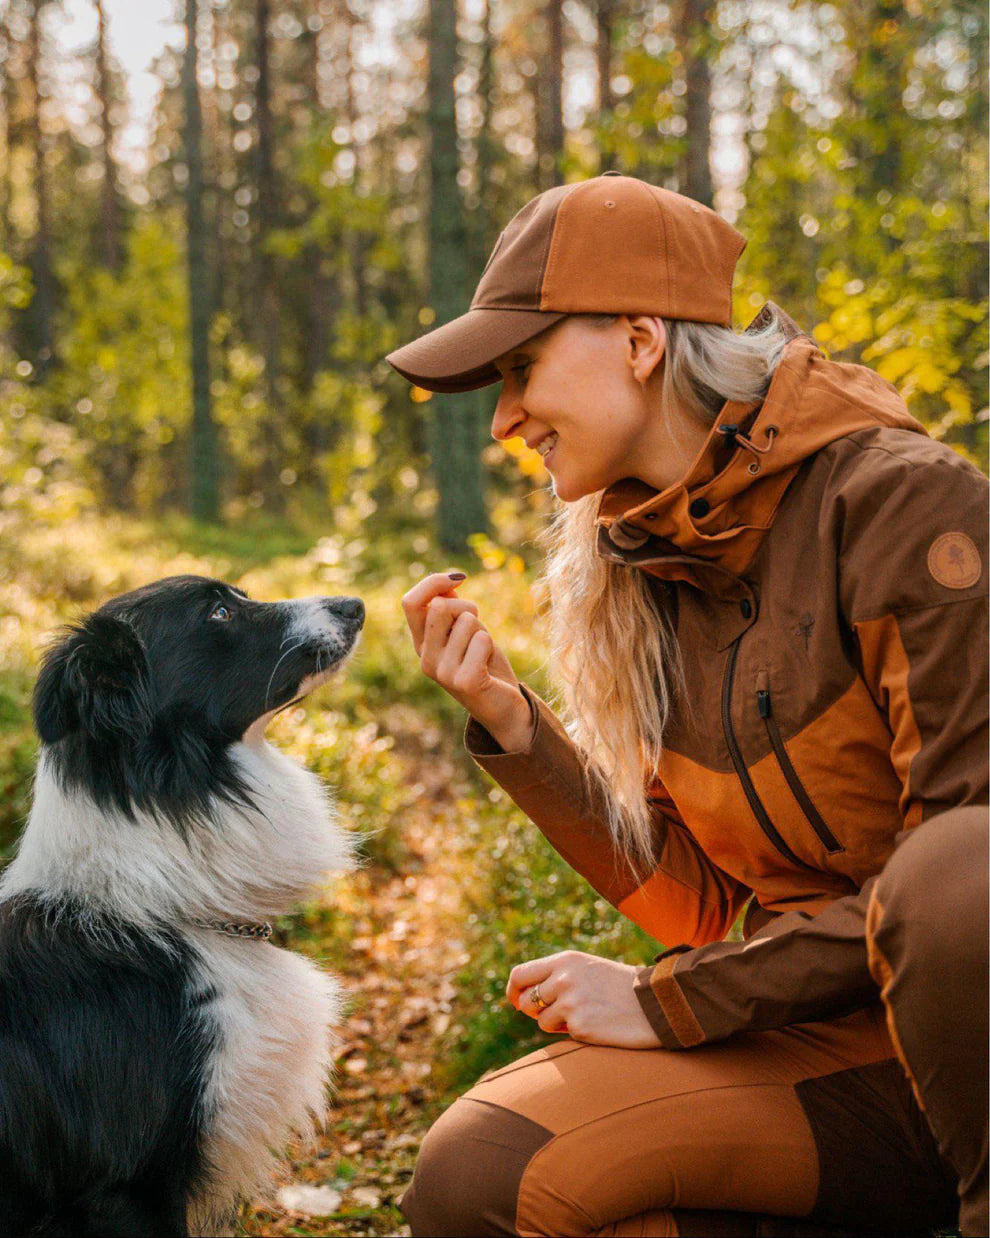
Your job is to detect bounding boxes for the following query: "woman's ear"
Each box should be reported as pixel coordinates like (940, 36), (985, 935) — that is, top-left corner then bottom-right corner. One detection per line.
(623, 316), (666, 385)
(33, 614), (153, 745)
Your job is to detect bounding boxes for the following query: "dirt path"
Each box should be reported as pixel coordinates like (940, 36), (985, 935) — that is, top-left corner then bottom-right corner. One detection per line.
(242, 740), (477, 1238)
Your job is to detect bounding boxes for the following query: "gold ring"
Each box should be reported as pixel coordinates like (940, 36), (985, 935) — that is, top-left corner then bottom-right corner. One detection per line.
(530, 984), (550, 1012)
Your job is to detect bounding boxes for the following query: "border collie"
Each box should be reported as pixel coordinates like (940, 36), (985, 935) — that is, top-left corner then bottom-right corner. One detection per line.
(0, 575), (364, 1237)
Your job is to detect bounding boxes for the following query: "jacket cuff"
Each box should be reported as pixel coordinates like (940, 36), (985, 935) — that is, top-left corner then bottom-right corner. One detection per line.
(633, 949), (707, 1049)
(634, 966), (680, 1049)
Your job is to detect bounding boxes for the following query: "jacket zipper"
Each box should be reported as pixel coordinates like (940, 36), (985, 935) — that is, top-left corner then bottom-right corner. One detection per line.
(756, 683), (844, 854)
(721, 640), (819, 872)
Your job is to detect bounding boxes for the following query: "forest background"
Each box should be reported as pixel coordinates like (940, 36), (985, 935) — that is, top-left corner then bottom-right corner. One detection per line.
(0, 0), (987, 1234)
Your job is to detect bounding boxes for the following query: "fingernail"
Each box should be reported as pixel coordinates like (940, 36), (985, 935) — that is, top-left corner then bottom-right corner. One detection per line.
(447, 572), (466, 581)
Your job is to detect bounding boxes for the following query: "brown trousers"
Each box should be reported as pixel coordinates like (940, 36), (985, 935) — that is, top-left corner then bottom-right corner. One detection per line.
(402, 810), (987, 1236)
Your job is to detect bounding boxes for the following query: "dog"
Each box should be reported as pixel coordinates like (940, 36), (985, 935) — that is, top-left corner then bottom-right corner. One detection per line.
(0, 575), (364, 1237)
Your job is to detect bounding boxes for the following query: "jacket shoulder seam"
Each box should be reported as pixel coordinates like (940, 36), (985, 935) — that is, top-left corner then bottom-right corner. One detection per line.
(836, 436), (925, 469)
(829, 433), (984, 479)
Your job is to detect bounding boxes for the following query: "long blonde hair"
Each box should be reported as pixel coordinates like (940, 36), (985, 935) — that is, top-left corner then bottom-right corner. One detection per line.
(538, 311), (791, 871)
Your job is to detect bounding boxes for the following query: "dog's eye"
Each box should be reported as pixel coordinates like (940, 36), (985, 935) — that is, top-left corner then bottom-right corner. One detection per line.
(209, 604), (232, 622)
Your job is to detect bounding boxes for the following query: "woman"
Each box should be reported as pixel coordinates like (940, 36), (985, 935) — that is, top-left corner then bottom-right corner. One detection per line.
(389, 175), (988, 1237)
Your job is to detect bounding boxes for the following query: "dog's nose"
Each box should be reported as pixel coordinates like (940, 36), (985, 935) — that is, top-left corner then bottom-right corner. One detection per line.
(326, 597), (365, 626)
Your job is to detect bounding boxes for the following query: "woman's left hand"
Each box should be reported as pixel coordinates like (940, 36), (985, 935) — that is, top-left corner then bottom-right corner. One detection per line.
(507, 950), (662, 1049)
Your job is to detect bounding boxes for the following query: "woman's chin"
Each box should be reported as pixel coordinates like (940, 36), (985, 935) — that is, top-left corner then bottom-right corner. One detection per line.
(550, 471), (594, 503)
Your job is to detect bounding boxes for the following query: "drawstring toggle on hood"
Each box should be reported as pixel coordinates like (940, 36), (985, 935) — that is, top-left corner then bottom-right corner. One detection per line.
(718, 424), (779, 475)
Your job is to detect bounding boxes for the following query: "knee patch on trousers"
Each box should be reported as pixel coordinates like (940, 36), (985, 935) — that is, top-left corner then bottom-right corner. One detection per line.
(796, 1059), (957, 1233)
(400, 1097), (552, 1237)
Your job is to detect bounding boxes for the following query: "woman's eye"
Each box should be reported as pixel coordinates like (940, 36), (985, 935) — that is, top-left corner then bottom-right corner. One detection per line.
(209, 604), (232, 622)
(511, 361), (532, 380)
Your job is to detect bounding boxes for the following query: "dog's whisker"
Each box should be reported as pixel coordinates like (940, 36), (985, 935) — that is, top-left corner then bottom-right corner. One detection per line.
(265, 641), (306, 712)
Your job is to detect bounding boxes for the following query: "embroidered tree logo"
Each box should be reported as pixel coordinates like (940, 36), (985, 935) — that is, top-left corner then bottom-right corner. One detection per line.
(929, 533), (981, 590)
(945, 542), (967, 581)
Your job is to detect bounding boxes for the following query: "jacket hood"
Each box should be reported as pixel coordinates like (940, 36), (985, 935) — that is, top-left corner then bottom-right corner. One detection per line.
(595, 300), (929, 590)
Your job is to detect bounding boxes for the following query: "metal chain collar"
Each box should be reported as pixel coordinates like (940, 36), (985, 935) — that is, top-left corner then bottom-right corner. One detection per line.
(191, 918), (273, 940)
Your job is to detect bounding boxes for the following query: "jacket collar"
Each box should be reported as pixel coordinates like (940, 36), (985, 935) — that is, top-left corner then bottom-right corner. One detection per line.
(596, 300), (928, 597)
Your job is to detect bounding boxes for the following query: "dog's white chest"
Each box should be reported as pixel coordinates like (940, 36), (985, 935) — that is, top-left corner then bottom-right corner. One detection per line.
(190, 936), (343, 1233)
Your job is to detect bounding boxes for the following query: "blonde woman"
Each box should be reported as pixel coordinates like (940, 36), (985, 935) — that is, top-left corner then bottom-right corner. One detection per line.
(390, 175), (989, 1237)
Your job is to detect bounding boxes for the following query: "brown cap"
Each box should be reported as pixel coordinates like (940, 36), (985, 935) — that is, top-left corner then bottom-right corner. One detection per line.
(386, 174), (747, 393)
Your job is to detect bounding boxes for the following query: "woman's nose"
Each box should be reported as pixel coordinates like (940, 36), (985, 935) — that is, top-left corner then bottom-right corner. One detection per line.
(491, 387), (525, 442)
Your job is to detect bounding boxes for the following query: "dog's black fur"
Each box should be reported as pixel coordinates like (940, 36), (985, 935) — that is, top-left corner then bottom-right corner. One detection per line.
(0, 576), (363, 1236)
(0, 896), (212, 1237)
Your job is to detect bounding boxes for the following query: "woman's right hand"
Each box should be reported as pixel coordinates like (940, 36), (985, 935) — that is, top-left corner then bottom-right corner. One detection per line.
(401, 572), (536, 753)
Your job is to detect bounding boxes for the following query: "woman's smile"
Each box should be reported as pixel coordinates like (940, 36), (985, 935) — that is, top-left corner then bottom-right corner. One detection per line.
(534, 431), (559, 465)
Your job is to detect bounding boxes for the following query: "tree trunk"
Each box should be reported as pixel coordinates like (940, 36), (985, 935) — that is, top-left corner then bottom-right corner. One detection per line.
(427, 0), (488, 551)
(26, 0), (56, 369)
(542, 0), (564, 188)
(474, 0), (495, 271)
(205, 0), (227, 316)
(341, 2), (369, 321)
(254, 0), (282, 501)
(183, 0), (219, 521)
(843, 0), (903, 254)
(677, 0), (714, 206)
(597, 0), (613, 172)
(94, 0), (122, 271)
(0, 14), (13, 252)
(303, 0), (334, 460)
(527, 64), (544, 194)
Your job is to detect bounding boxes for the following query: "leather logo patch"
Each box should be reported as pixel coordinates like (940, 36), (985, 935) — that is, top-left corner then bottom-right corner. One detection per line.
(927, 532), (982, 589)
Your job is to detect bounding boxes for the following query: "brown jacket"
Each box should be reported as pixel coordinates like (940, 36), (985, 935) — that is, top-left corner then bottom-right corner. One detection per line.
(465, 301), (989, 1046)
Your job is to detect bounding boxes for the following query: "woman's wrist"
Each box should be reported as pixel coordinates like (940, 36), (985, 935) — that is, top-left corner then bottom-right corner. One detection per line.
(480, 688), (536, 754)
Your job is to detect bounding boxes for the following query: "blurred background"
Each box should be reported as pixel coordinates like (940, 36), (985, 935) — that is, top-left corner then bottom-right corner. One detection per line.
(0, 0), (986, 543)
(0, 2), (987, 1233)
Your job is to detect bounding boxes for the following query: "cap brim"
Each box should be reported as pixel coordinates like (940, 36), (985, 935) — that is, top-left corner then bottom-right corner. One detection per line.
(386, 308), (567, 393)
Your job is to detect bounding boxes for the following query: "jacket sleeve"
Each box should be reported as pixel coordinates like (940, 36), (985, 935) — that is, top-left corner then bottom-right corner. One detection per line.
(633, 445), (990, 1048)
(465, 684), (751, 948)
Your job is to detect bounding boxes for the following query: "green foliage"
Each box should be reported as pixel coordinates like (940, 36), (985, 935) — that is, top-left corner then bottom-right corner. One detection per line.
(0, 391), (95, 524)
(269, 121), (403, 280)
(0, 675), (36, 859)
(735, 3), (987, 464)
(2, 0), (985, 524)
(49, 217), (191, 508)
(590, 43), (682, 180)
(0, 253), (33, 322)
(436, 785), (660, 1093)
(817, 267), (988, 462)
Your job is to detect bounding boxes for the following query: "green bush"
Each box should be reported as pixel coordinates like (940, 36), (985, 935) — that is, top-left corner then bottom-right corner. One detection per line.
(435, 783), (661, 1094)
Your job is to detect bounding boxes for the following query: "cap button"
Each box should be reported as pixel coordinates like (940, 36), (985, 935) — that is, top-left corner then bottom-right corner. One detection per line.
(689, 498), (710, 519)
(602, 170), (622, 177)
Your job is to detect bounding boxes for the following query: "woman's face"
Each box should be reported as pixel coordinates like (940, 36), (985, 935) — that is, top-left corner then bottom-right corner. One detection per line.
(491, 315), (706, 502)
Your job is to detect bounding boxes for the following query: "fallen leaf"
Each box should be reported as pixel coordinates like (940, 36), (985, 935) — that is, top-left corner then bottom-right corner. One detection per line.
(276, 1184), (343, 1218)
(350, 1187), (382, 1208)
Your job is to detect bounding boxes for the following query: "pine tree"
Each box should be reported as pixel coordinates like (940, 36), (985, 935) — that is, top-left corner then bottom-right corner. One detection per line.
(427, 0), (488, 551)
(183, 0), (219, 520)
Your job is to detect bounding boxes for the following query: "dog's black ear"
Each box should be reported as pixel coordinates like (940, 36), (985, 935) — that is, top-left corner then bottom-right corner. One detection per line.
(33, 614), (153, 745)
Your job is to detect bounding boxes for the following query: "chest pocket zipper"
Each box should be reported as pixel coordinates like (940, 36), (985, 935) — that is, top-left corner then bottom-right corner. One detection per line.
(756, 676), (844, 854)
